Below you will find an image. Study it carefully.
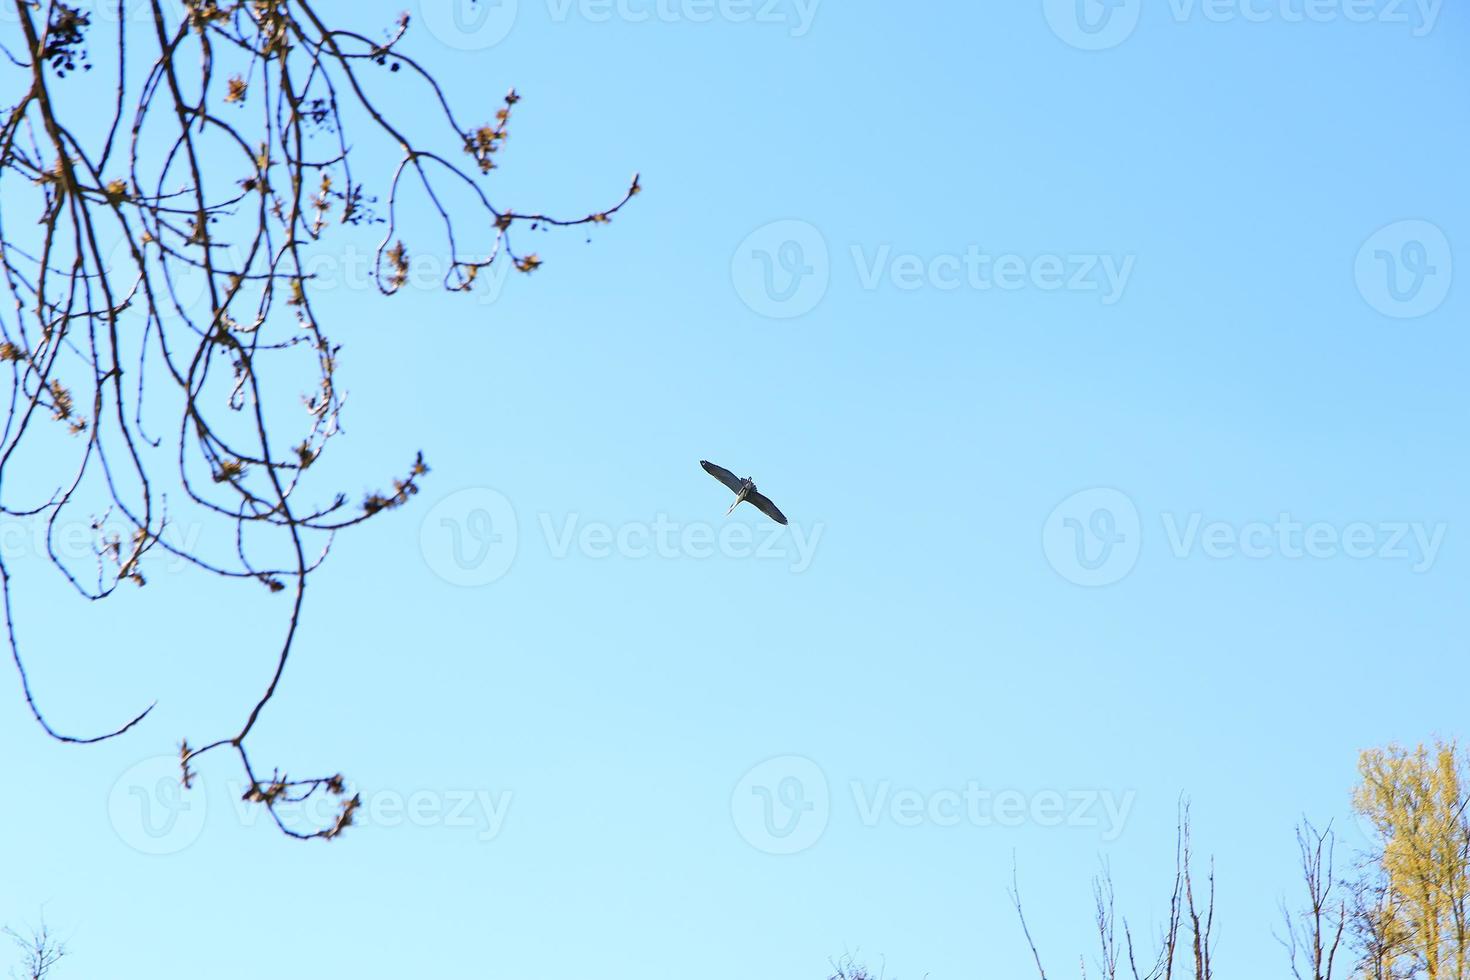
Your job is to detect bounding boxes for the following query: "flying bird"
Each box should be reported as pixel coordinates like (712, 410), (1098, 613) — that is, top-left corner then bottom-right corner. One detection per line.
(700, 460), (788, 525)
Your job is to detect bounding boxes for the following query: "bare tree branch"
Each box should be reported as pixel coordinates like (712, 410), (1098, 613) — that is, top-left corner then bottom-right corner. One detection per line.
(1, 0), (635, 839)
(1011, 802), (1210, 980)
(4, 920), (65, 980)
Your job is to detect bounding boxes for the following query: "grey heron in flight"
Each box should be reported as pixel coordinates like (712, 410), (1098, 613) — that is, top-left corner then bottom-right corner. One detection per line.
(701, 460), (788, 525)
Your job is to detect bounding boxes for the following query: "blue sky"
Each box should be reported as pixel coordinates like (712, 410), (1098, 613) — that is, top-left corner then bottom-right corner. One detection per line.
(1, 1), (1467, 977)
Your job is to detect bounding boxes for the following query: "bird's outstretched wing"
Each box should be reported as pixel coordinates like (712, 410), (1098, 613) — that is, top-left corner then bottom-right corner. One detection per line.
(746, 490), (788, 525)
(700, 460), (743, 493)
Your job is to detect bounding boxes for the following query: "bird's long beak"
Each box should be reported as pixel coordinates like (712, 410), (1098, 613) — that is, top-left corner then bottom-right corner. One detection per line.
(725, 489), (746, 516)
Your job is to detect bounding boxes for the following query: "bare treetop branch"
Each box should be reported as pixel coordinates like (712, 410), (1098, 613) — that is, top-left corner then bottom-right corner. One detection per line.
(0, 0), (636, 839)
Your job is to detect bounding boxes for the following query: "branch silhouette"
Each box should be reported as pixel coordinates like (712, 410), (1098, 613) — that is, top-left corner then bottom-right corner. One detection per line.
(0, 0), (636, 839)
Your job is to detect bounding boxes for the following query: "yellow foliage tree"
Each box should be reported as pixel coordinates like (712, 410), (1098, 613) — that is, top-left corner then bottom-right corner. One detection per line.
(1352, 740), (1470, 980)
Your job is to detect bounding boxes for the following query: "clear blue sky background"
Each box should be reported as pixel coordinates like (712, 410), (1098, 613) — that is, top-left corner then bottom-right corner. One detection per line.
(2, 1), (1467, 977)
